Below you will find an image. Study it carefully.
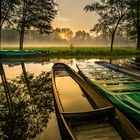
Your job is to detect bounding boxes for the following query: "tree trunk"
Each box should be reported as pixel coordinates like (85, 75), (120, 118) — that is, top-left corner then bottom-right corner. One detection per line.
(19, 26), (25, 50)
(136, 1), (140, 50)
(0, 63), (13, 114)
(1, 0), (13, 49)
(110, 32), (115, 63)
(110, 32), (115, 54)
(21, 63), (31, 94)
(0, 2), (2, 50)
(0, 25), (1, 50)
(109, 15), (125, 63)
(19, 0), (27, 50)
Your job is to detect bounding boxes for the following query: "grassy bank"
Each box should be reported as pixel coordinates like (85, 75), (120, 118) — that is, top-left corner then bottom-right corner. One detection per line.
(48, 47), (140, 56)
(2, 47), (140, 56)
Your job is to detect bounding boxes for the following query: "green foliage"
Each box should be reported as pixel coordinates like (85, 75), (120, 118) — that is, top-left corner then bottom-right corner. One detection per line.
(84, 0), (127, 35)
(1, 0), (58, 50)
(84, 0), (140, 49)
(74, 30), (90, 41)
(52, 28), (73, 41)
(124, 0), (140, 49)
(1, 0), (20, 27)
(0, 70), (53, 139)
(17, 0), (57, 34)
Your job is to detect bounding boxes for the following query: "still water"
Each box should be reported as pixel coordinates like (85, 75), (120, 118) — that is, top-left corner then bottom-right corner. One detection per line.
(55, 76), (93, 112)
(0, 56), (137, 140)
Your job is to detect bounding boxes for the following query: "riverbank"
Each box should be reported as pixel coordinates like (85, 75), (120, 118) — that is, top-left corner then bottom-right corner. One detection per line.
(1, 47), (140, 57)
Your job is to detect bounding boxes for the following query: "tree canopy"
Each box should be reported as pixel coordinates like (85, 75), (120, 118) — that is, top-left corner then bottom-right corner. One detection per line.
(125, 0), (140, 50)
(84, 0), (128, 53)
(17, 0), (57, 50)
(84, 0), (140, 50)
(74, 30), (90, 41)
(1, 0), (20, 27)
(1, 0), (58, 50)
(52, 28), (73, 41)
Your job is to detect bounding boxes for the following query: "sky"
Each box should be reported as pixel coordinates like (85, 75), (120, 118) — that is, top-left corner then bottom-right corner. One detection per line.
(52, 0), (99, 33)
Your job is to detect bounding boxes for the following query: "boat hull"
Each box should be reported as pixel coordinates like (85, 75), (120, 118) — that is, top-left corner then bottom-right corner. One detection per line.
(52, 63), (140, 140)
(76, 61), (140, 126)
(0, 50), (49, 58)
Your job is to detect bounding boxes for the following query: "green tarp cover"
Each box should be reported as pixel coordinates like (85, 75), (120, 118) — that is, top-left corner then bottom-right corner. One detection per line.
(77, 62), (140, 122)
(0, 50), (47, 56)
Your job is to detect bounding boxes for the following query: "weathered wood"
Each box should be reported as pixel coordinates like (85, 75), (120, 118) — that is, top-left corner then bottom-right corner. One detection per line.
(96, 61), (140, 80)
(52, 63), (140, 140)
(74, 122), (122, 140)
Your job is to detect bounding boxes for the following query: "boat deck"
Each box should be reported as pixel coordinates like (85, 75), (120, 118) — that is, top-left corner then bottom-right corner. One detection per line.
(52, 63), (140, 140)
(96, 61), (140, 80)
(76, 62), (140, 123)
(73, 121), (122, 140)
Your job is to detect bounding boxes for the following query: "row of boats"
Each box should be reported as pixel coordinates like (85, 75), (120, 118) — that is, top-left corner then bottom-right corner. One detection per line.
(1, 50), (139, 139)
(0, 50), (49, 62)
(51, 62), (140, 140)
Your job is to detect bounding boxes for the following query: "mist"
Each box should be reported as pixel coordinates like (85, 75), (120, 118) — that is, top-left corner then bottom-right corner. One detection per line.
(1, 28), (136, 49)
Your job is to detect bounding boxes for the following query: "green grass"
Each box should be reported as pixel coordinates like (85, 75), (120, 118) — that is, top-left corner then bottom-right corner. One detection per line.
(1, 46), (140, 57)
(46, 47), (140, 56)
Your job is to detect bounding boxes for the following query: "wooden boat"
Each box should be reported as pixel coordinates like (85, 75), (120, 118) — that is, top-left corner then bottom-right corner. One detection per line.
(130, 63), (140, 71)
(96, 61), (140, 80)
(51, 63), (140, 140)
(76, 61), (140, 127)
(0, 56), (50, 63)
(0, 50), (49, 58)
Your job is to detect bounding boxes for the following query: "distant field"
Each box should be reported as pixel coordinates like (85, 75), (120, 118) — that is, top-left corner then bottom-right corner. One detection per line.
(1, 46), (140, 57)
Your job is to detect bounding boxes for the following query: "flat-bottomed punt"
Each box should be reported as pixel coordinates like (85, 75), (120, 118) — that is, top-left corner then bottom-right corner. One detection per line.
(0, 50), (49, 58)
(96, 61), (140, 80)
(51, 63), (140, 140)
(76, 61), (140, 126)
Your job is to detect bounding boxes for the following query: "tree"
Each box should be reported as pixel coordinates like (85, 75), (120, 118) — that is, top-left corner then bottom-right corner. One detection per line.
(51, 28), (62, 41)
(52, 28), (73, 41)
(1, 0), (20, 27)
(0, 63), (54, 139)
(84, 0), (128, 54)
(1, 0), (20, 48)
(124, 0), (140, 50)
(1, 28), (18, 42)
(60, 28), (73, 41)
(17, 0), (57, 50)
(136, 1), (140, 50)
(93, 33), (109, 45)
(74, 30), (91, 41)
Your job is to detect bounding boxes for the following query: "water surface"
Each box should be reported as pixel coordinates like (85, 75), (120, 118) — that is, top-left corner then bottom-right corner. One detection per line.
(0, 56), (138, 140)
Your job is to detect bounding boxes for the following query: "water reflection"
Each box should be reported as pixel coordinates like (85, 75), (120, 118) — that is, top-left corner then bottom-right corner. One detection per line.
(0, 56), (139, 140)
(135, 56), (140, 66)
(0, 63), (54, 140)
(55, 76), (93, 112)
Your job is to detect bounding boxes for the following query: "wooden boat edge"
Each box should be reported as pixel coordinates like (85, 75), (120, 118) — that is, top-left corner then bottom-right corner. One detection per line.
(52, 63), (140, 140)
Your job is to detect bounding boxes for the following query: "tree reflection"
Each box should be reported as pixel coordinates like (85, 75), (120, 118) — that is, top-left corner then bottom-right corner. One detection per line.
(0, 63), (54, 139)
(135, 56), (140, 66)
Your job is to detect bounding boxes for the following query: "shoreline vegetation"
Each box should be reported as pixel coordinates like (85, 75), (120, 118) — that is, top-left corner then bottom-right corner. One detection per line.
(1, 47), (140, 57)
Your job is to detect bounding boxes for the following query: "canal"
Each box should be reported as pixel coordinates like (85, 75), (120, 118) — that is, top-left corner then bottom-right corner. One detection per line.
(0, 56), (139, 140)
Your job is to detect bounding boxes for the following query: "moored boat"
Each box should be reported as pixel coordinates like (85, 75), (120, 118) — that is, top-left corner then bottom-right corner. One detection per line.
(76, 61), (140, 127)
(52, 63), (140, 140)
(96, 61), (140, 80)
(0, 50), (49, 58)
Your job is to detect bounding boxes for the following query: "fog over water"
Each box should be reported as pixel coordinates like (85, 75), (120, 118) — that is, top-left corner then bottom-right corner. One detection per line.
(1, 41), (135, 49)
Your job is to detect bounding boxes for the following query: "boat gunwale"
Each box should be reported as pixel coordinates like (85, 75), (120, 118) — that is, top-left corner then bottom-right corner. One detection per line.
(52, 63), (113, 114)
(76, 63), (140, 126)
(52, 63), (140, 140)
(96, 61), (140, 80)
(77, 63), (140, 95)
